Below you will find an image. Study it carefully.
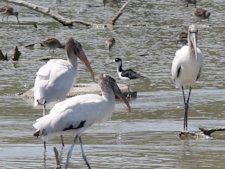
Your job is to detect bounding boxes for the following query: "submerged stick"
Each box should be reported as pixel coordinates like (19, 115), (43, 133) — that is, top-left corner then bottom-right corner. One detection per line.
(0, 50), (5, 60)
(12, 46), (21, 61)
(199, 127), (225, 136)
(111, 0), (131, 25)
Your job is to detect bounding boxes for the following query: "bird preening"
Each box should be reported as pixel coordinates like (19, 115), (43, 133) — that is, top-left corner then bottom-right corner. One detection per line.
(33, 73), (131, 168)
(172, 24), (204, 131)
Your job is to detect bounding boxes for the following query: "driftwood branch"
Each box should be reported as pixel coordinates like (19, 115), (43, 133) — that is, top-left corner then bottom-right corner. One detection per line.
(199, 127), (225, 136)
(111, 0), (131, 25)
(3, 0), (92, 26)
(12, 46), (21, 61)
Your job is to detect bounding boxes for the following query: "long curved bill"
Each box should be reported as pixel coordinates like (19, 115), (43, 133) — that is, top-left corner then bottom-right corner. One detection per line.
(112, 82), (131, 112)
(78, 50), (95, 82)
(190, 32), (198, 61)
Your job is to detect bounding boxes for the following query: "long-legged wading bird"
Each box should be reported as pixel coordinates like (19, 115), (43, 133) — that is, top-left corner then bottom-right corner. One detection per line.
(0, 6), (19, 23)
(34, 37), (95, 148)
(194, 8), (210, 22)
(33, 74), (131, 169)
(105, 36), (116, 57)
(40, 38), (65, 54)
(183, 0), (197, 7)
(113, 58), (144, 80)
(112, 57), (145, 92)
(171, 25), (204, 131)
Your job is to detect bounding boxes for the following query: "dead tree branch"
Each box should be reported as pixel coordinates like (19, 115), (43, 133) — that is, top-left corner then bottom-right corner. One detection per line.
(111, 0), (131, 25)
(3, 0), (92, 26)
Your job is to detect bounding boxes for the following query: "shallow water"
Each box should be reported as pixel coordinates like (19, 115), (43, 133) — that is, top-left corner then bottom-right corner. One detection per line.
(0, 0), (225, 168)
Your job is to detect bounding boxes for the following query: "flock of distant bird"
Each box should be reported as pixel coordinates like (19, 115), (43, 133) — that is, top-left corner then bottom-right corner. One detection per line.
(0, 0), (211, 168)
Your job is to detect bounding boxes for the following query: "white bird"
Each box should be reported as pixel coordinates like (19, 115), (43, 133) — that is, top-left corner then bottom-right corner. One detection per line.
(33, 74), (131, 169)
(34, 37), (95, 116)
(171, 24), (204, 131)
(34, 38), (95, 147)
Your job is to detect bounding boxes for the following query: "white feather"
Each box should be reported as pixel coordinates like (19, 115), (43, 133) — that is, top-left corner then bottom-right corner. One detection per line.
(171, 45), (204, 88)
(33, 94), (115, 141)
(34, 59), (76, 105)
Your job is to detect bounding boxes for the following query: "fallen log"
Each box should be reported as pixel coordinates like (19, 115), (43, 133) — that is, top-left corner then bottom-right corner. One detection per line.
(111, 0), (131, 25)
(3, 0), (93, 26)
(199, 127), (225, 137)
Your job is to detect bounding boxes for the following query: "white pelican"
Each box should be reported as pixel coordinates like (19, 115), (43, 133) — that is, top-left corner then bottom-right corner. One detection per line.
(172, 24), (204, 131)
(34, 37), (95, 116)
(33, 74), (131, 169)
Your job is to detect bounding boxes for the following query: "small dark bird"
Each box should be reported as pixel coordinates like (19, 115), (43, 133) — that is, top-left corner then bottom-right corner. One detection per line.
(194, 8), (210, 22)
(0, 6), (19, 24)
(184, 0), (197, 7)
(176, 32), (188, 45)
(103, 0), (120, 7)
(40, 38), (65, 53)
(105, 36), (115, 50)
(112, 58), (145, 93)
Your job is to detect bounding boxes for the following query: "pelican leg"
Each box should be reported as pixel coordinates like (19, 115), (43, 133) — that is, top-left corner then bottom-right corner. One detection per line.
(60, 135), (64, 147)
(79, 137), (91, 169)
(65, 135), (78, 169)
(2, 16), (4, 22)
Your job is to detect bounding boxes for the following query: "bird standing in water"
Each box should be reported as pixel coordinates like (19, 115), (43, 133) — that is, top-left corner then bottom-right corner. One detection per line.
(105, 36), (116, 57)
(172, 25), (204, 131)
(34, 37), (95, 116)
(40, 38), (65, 54)
(111, 57), (145, 93)
(33, 74), (131, 169)
(0, 6), (19, 24)
(194, 8), (210, 22)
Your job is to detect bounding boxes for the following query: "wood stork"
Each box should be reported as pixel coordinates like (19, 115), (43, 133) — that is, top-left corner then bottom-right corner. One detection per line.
(40, 38), (65, 54)
(34, 37), (95, 116)
(194, 8), (210, 22)
(33, 74), (131, 169)
(172, 24), (204, 131)
(0, 6), (19, 24)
